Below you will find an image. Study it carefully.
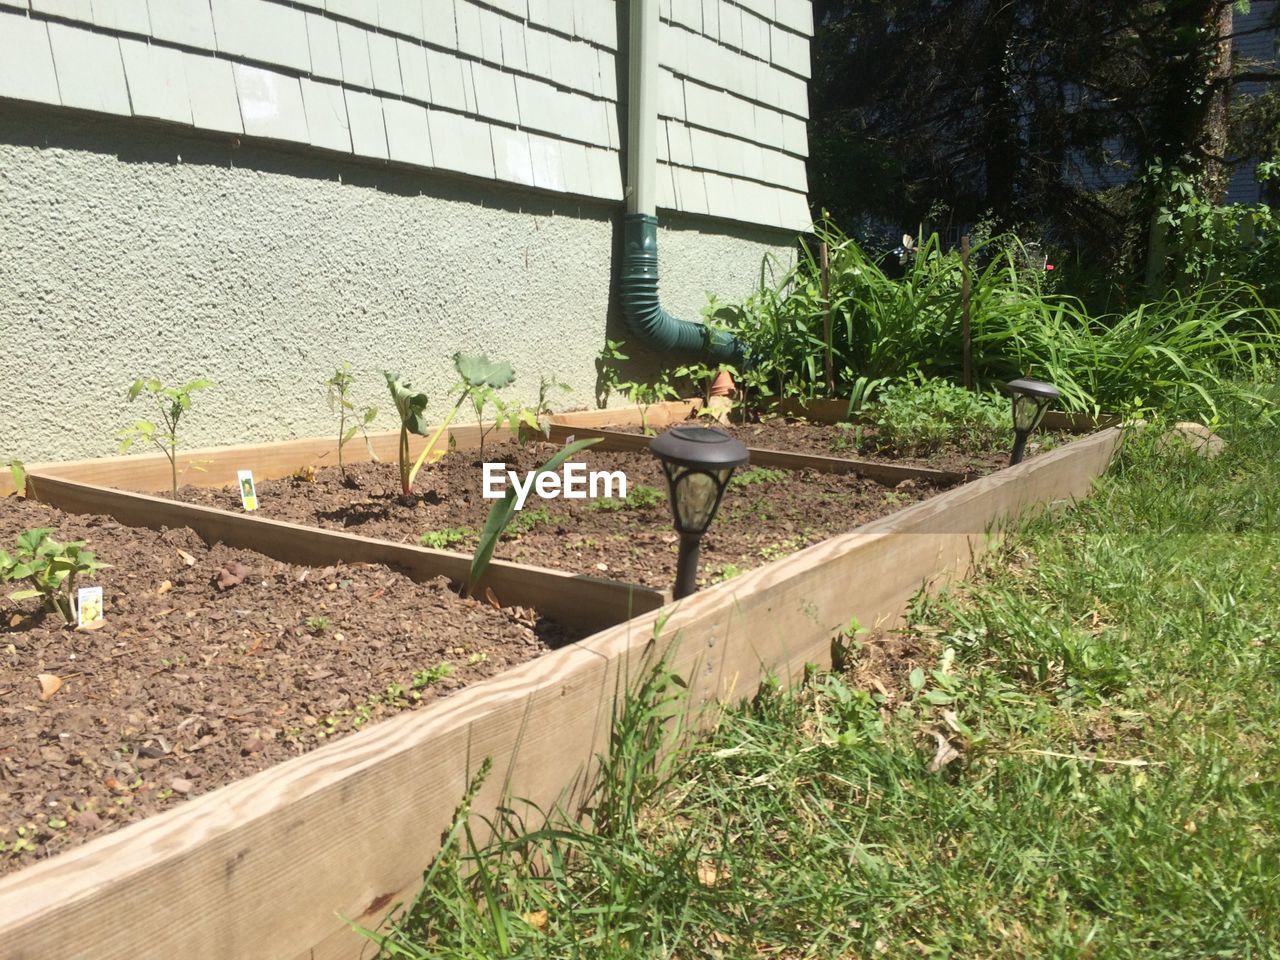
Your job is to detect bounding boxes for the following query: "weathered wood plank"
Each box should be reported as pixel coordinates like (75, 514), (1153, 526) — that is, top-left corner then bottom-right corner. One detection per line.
(544, 425), (964, 486)
(23, 475), (666, 631)
(0, 429), (1123, 960)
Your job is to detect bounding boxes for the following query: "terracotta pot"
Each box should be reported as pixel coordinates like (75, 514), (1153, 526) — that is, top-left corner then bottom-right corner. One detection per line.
(709, 370), (736, 398)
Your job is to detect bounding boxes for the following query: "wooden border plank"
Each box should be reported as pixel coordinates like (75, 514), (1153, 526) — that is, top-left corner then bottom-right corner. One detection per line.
(544, 425), (964, 486)
(0, 427), (1123, 960)
(22, 475), (666, 632)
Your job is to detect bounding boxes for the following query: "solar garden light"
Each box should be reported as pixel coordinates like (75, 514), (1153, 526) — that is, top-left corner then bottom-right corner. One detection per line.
(649, 425), (750, 600)
(1004, 378), (1061, 465)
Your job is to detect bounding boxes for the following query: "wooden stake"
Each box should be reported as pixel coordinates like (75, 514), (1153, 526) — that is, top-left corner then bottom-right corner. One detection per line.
(820, 240), (834, 395)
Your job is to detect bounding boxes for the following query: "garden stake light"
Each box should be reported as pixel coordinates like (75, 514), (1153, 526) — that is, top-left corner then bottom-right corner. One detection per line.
(1004, 378), (1061, 465)
(649, 425), (749, 599)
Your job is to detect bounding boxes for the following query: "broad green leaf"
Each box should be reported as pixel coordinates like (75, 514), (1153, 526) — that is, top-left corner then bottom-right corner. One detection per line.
(467, 438), (601, 596)
(16, 529), (53, 554)
(385, 374), (431, 436)
(454, 353), (515, 390)
(7, 589), (40, 602)
(7, 459), (25, 498)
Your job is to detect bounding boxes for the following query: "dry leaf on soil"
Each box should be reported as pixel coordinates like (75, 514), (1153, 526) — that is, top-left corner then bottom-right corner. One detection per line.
(37, 673), (62, 702)
(176, 548), (196, 567)
(215, 561), (251, 591)
(927, 730), (961, 773)
(156, 579), (172, 596)
(521, 910), (549, 931)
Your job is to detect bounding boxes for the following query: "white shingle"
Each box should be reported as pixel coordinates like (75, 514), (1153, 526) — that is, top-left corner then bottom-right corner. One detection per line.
(148, 0), (216, 49)
(212, 0), (310, 74)
(585, 145), (621, 200)
(700, 0), (717, 38)
(673, 165), (709, 214)
(337, 21), (373, 88)
(398, 38), (431, 100)
(427, 108), (494, 177)
(378, 0), (423, 38)
(120, 38), (191, 124)
(763, 146), (806, 190)
(424, 47), (466, 109)
(669, 0), (699, 32)
(716, 1), (740, 49)
(491, 124), (533, 185)
(32, 0), (92, 21)
(773, 0), (812, 37)
(542, 0), (572, 36)
(598, 48), (617, 100)
(324, 0), (372, 24)
(525, 26), (552, 77)
(664, 120), (692, 165)
(48, 23), (130, 116)
(345, 88), (388, 157)
(770, 23), (809, 77)
(499, 14), (525, 71)
(300, 77), (352, 151)
(234, 62), (309, 142)
(657, 19), (688, 74)
(92, 0), (151, 34)
(573, 0), (616, 48)
(367, 30), (402, 94)
(486, 0), (525, 18)
(514, 74), (557, 133)
(780, 112), (806, 155)
(739, 9), (770, 59)
(528, 132), (565, 191)
(0, 12), (60, 106)
(383, 97), (432, 166)
(655, 161), (676, 209)
(470, 61), (518, 124)
(477, 5), (502, 63)
(558, 138), (591, 195)
(306, 12), (343, 81)
(421, 0), (456, 47)
(689, 127), (720, 170)
(658, 69), (684, 120)
(754, 103), (784, 148)
(702, 171), (736, 218)
(453, 0), (482, 57)
(184, 53), (242, 132)
(778, 188), (811, 231)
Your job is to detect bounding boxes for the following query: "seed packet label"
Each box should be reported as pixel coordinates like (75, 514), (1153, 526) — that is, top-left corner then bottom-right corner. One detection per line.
(237, 469), (258, 512)
(77, 586), (103, 627)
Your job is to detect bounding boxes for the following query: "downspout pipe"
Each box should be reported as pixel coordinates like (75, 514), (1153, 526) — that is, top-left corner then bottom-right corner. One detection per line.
(620, 0), (746, 366)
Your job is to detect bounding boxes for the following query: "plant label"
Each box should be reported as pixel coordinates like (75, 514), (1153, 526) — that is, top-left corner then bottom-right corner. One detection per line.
(482, 462), (627, 510)
(77, 586), (104, 627)
(237, 470), (258, 511)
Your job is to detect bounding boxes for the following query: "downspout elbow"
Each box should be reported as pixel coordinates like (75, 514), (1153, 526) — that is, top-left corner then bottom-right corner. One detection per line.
(619, 213), (746, 366)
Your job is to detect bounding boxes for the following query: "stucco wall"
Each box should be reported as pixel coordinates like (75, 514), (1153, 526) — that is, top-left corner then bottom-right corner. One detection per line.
(0, 107), (794, 462)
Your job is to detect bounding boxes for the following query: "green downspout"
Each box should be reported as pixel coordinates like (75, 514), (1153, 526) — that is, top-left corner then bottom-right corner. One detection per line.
(619, 0), (746, 366)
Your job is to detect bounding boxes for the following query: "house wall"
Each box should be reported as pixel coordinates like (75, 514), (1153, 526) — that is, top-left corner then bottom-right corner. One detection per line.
(0, 0), (812, 462)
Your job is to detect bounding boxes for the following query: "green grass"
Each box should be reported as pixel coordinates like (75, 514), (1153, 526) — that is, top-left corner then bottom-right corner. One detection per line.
(360, 402), (1280, 958)
(587, 484), (666, 512)
(729, 467), (788, 487)
(419, 526), (474, 550)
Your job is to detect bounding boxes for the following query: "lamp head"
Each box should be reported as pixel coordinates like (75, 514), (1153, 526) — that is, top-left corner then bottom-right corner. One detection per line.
(649, 426), (749, 536)
(1004, 378), (1061, 433)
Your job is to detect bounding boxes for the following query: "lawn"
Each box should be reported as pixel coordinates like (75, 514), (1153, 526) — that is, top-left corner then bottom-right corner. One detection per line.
(362, 401), (1280, 959)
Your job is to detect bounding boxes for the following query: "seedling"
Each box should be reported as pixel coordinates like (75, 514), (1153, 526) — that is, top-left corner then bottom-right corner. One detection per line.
(587, 484), (665, 512)
(412, 662), (454, 689)
(305, 615), (331, 634)
(119, 377), (214, 499)
(7, 459), (26, 498)
(419, 527), (472, 550)
(326, 363), (378, 479)
(386, 354), (518, 496)
(456, 353), (517, 456)
(1, 528), (110, 624)
(730, 467), (788, 487)
(597, 341), (679, 434)
(468, 438), (601, 597)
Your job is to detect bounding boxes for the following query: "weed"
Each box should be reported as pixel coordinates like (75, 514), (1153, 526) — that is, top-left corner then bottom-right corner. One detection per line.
(467, 651), (489, 666)
(412, 662), (454, 690)
(419, 527), (473, 550)
(870, 374), (1009, 455)
(586, 484), (665, 512)
(304, 615), (331, 634)
(729, 466), (788, 487)
(709, 562), (745, 583)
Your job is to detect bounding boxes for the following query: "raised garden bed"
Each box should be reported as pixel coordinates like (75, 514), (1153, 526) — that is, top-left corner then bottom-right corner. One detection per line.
(0, 400), (1126, 960)
(0, 494), (578, 877)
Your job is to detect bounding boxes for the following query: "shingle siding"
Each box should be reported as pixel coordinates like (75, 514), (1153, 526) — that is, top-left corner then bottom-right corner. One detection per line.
(0, 0), (811, 229)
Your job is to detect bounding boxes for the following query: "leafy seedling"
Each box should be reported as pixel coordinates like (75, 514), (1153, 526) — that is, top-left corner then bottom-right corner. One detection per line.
(7, 459), (26, 498)
(1, 528), (110, 624)
(420, 527), (473, 550)
(119, 378), (214, 499)
(326, 363), (378, 480)
(467, 438), (602, 597)
(412, 662), (454, 689)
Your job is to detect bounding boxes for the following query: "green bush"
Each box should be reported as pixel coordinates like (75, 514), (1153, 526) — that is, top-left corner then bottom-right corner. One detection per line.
(870, 377), (1009, 455)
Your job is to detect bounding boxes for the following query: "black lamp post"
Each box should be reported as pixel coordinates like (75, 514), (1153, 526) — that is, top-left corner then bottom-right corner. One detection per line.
(649, 425), (749, 599)
(1004, 378), (1061, 465)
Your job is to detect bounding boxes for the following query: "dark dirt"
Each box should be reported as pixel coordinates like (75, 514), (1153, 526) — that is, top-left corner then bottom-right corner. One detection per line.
(180, 439), (953, 592)
(0, 495), (577, 876)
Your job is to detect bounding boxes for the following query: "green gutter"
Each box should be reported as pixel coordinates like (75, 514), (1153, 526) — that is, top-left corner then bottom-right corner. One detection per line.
(620, 0), (747, 366)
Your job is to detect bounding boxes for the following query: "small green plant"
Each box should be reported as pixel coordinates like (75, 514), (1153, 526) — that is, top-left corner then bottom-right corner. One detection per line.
(870, 376), (1009, 455)
(467, 439), (602, 596)
(412, 662), (454, 689)
(597, 341), (680, 435)
(459, 354), (517, 455)
(6, 459), (26, 498)
(467, 651), (489, 666)
(386, 354), (518, 496)
(326, 363), (378, 479)
(419, 527), (473, 550)
(587, 484), (665, 512)
(304, 614), (331, 633)
(0, 528), (110, 624)
(709, 562), (745, 583)
(118, 377), (214, 499)
(504, 505), (553, 537)
(730, 467), (788, 487)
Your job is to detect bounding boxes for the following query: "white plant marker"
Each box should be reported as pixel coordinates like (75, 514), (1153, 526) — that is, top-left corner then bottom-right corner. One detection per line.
(237, 470), (258, 512)
(76, 586), (104, 627)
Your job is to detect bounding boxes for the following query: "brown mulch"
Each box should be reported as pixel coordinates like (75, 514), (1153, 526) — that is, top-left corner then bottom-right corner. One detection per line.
(0, 495), (577, 876)
(180, 439), (955, 591)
